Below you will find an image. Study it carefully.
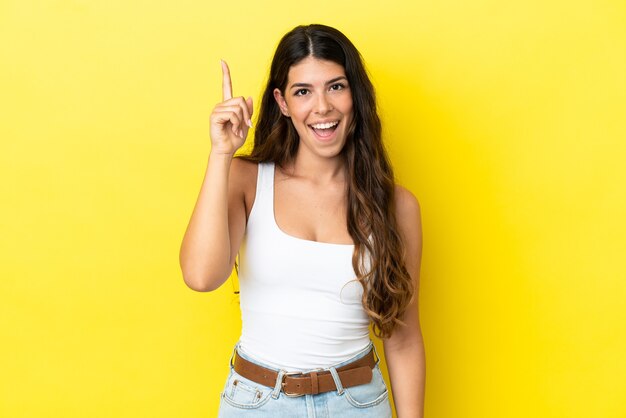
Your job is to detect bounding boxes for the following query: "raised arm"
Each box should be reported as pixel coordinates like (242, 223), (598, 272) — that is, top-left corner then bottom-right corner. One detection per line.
(179, 60), (254, 292)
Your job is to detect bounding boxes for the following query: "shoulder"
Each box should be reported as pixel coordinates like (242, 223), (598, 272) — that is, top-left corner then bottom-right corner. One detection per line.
(394, 184), (421, 222)
(230, 157), (260, 216)
(231, 156), (259, 180)
(393, 184), (422, 250)
(230, 156), (259, 191)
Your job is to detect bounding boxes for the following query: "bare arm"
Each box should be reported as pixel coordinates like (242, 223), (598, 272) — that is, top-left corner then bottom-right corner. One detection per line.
(179, 61), (254, 291)
(384, 185), (425, 418)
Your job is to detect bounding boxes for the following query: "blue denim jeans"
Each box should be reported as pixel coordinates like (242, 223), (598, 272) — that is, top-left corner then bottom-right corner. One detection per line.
(217, 340), (392, 417)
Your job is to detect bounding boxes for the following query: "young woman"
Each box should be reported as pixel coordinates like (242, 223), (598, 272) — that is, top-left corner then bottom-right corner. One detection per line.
(179, 24), (425, 417)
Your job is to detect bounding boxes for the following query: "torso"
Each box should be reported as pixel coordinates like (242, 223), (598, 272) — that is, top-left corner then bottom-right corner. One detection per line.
(236, 160), (368, 370)
(232, 158), (420, 371)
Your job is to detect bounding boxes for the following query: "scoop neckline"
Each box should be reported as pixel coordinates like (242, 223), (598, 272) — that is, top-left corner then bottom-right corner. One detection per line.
(269, 162), (355, 248)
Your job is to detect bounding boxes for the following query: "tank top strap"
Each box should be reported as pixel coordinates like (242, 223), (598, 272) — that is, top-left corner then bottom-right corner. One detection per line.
(248, 161), (276, 229)
(258, 161), (275, 194)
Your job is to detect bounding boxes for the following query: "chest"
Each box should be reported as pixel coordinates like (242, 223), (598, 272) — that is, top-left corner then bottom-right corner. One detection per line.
(273, 176), (353, 245)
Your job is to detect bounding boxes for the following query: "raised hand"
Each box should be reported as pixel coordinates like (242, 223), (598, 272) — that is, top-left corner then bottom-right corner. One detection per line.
(209, 60), (254, 155)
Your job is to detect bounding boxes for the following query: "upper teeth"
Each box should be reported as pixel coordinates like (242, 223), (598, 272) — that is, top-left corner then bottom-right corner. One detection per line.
(311, 121), (339, 129)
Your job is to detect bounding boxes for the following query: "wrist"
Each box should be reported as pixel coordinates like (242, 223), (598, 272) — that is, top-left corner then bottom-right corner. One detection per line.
(209, 149), (236, 160)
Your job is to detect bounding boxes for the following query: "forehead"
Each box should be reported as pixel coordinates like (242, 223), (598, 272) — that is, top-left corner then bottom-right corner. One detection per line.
(287, 57), (346, 85)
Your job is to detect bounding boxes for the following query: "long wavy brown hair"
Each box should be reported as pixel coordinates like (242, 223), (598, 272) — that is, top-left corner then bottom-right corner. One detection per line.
(237, 24), (414, 339)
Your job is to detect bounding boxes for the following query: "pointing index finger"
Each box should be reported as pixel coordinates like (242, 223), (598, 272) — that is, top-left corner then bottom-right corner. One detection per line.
(221, 59), (233, 101)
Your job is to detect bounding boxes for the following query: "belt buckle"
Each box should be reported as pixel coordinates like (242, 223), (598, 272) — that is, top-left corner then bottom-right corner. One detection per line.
(281, 368), (326, 397)
(281, 370), (306, 397)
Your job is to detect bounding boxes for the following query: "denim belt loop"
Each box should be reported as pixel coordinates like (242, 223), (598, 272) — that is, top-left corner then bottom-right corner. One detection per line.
(228, 343), (240, 369)
(328, 367), (345, 395)
(271, 370), (286, 399)
(371, 342), (381, 365)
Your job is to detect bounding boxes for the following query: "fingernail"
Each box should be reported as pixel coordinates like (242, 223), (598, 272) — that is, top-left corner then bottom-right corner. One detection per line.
(239, 129), (243, 138)
(247, 119), (252, 128)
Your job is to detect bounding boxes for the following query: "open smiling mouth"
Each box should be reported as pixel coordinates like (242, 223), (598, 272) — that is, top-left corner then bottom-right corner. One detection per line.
(308, 120), (340, 139)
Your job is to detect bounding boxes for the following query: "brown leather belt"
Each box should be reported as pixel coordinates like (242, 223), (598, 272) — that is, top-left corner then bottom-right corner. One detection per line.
(233, 348), (377, 396)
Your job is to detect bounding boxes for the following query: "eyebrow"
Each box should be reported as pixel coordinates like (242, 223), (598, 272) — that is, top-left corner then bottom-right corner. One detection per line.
(289, 76), (348, 90)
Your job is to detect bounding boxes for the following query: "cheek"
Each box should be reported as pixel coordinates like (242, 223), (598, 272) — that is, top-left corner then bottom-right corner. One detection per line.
(340, 95), (354, 115)
(290, 112), (310, 133)
(292, 109), (311, 125)
(285, 101), (306, 120)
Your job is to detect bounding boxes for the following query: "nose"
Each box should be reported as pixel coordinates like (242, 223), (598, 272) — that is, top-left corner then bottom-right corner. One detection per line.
(314, 92), (333, 114)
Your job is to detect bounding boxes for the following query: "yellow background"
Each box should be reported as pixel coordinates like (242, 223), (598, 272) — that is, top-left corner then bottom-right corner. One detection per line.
(1, 0), (625, 417)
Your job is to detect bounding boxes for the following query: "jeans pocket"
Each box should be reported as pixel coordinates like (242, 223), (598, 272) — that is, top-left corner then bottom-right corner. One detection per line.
(343, 364), (389, 408)
(220, 368), (273, 410)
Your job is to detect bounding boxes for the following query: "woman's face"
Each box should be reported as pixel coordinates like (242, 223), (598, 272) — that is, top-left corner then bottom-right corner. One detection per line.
(274, 57), (354, 160)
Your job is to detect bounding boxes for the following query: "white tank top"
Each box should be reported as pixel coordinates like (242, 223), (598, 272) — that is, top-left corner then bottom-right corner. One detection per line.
(237, 161), (371, 372)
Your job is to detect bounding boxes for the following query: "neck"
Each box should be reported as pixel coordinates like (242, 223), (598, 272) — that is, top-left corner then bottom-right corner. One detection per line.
(285, 150), (346, 183)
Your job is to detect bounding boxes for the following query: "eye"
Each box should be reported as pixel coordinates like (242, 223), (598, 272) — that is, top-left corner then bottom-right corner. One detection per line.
(294, 88), (309, 96)
(330, 83), (346, 91)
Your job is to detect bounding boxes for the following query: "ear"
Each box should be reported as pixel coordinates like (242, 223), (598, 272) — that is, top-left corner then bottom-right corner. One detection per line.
(273, 88), (290, 117)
